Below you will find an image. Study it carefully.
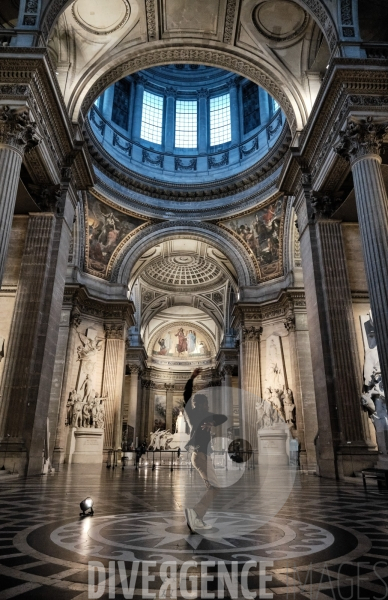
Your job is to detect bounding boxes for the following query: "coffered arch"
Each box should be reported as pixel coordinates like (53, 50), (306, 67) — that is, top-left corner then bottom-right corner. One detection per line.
(113, 221), (257, 289)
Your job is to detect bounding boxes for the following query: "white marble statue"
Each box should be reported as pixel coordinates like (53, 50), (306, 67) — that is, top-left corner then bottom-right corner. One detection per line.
(283, 388), (296, 425)
(148, 429), (175, 450)
(360, 313), (388, 455)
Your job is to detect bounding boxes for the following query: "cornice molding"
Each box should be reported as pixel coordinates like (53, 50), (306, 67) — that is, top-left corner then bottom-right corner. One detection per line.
(280, 60), (388, 195)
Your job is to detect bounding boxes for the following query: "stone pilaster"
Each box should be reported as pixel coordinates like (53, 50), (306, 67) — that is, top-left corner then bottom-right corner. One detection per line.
(140, 373), (151, 443)
(102, 323), (126, 452)
(0, 190), (74, 475)
(52, 308), (82, 466)
(0, 105), (39, 285)
(294, 178), (376, 477)
(165, 383), (174, 432)
(127, 364), (142, 446)
(283, 303), (307, 463)
(335, 116), (388, 397)
(233, 306), (262, 456)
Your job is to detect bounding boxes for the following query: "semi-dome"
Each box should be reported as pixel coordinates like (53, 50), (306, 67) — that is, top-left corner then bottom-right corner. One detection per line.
(142, 255), (224, 290)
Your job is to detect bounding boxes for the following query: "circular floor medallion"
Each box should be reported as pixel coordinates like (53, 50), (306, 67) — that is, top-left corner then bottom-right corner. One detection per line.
(50, 510), (335, 563)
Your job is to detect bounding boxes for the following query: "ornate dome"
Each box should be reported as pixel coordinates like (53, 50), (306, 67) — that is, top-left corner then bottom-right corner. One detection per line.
(142, 256), (224, 290)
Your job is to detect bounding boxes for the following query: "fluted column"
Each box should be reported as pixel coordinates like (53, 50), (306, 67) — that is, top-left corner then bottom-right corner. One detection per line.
(140, 376), (151, 443)
(102, 323), (126, 452)
(128, 365), (141, 445)
(239, 326), (262, 454)
(0, 105), (39, 285)
(165, 383), (174, 432)
(335, 116), (388, 395)
(221, 365), (234, 438)
(0, 188), (75, 475)
(53, 309), (82, 465)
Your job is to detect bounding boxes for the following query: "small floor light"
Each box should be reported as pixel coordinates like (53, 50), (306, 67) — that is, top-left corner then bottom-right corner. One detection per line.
(80, 497), (94, 516)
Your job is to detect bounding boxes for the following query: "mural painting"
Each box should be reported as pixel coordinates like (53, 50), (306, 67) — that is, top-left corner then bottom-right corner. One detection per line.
(222, 196), (285, 279)
(153, 326), (211, 359)
(86, 193), (145, 277)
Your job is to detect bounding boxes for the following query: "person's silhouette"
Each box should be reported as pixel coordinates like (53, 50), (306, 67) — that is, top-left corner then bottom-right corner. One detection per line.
(183, 368), (227, 533)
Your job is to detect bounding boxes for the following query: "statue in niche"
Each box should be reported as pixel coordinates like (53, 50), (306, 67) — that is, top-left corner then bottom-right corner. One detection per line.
(283, 388), (296, 425)
(360, 313), (388, 454)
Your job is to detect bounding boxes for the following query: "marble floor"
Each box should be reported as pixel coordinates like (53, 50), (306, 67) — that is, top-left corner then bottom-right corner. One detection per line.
(0, 463), (387, 599)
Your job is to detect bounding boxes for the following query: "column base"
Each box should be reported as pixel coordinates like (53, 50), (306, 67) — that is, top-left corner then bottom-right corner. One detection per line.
(336, 446), (379, 478)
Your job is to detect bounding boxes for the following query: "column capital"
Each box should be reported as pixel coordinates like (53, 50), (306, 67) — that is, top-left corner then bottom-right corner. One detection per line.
(335, 116), (388, 164)
(164, 383), (175, 391)
(242, 325), (262, 342)
(69, 309), (82, 330)
(198, 88), (209, 99)
(0, 105), (39, 156)
(128, 364), (142, 375)
(310, 193), (343, 219)
(284, 309), (296, 332)
(104, 323), (124, 340)
(221, 364), (234, 377)
(165, 87), (177, 99)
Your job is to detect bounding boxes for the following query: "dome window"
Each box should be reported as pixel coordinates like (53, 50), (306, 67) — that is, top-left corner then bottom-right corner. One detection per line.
(175, 100), (197, 149)
(209, 93), (231, 146)
(140, 90), (164, 144)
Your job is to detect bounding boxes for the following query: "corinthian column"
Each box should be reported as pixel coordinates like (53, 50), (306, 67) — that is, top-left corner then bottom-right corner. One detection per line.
(0, 105), (39, 284)
(102, 323), (126, 453)
(128, 365), (141, 446)
(335, 116), (388, 395)
(239, 325), (262, 454)
(221, 365), (234, 437)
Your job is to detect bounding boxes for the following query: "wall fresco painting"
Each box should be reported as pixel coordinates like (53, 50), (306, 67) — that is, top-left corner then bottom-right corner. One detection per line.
(86, 192), (145, 278)
(221, 196), (285, 280)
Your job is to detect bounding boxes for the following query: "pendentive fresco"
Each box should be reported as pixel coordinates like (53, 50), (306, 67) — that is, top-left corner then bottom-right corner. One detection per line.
(84, 192), (146, 278)
(220, 195), (285, 280)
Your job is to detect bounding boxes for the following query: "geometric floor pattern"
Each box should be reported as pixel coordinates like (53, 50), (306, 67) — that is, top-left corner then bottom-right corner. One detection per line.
(0, 464), (388, 599)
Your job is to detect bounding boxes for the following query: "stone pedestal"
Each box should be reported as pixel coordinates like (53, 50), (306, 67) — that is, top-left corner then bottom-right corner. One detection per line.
(72, 428), (104, 464)
(258, 426), (289, 466)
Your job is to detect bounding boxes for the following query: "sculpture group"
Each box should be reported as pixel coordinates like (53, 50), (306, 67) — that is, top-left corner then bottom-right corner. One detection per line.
(147, 429), (176, 450)
(66, 387), (106, 429)
(257, 386), (296, 427)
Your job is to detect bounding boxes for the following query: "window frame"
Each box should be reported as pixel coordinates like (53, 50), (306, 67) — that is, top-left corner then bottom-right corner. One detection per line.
(140, 89), (165, 146)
